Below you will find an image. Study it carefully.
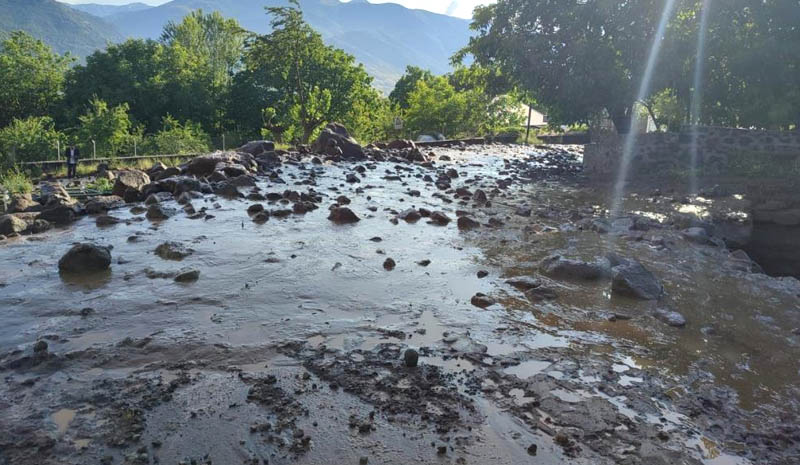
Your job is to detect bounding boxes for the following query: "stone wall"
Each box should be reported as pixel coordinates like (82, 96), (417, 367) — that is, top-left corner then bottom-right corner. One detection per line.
(583, 126), (800, 178)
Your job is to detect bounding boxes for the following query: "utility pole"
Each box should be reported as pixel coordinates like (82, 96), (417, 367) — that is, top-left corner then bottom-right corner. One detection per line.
(525, 105), (533, 145)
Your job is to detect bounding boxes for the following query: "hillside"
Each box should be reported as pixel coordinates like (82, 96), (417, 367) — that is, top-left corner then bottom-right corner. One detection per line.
(103, 0), (472, 91)
(0, 0), (123, 58)
(69, 2), (152, 17)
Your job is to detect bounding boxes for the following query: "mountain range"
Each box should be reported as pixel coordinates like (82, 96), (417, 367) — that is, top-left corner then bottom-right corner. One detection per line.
(0, 0), (473, 92)
(0, 0), (123, 58)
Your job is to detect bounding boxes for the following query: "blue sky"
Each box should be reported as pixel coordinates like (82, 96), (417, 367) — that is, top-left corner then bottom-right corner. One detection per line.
(59, 0), (493, 19)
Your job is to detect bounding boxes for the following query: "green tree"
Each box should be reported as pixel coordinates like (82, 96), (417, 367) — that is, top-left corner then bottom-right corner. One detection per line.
(389, 66), (434, 109)
(405, 76), (472, 137)
(63, 39), (166, 132)
(234, 1), (378, 143)
(145, 116), (211, 155)
(0, 31), (72, 128)
(159, 10), (248, 132)
(0, 116), (62, 168)
(460, 0), (681, 133)
(76, 99), (134, 158)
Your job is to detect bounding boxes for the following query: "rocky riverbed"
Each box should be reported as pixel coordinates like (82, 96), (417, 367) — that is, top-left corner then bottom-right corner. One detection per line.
(1, 136), (799, 465)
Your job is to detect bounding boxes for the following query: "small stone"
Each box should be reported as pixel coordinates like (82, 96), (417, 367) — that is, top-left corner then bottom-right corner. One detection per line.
(383, 258), (396, 271)
(328, 207), (360, 224)
(527, 444), (538, 456)
(457, 216), (480, 231)
(33, 340), (48, 353)
(359, 457), (368, 465)
(403, 348), (419, 368)
(174, 269), (200, 283)
(477, 270), (488, 278)
(429, 211), (451, 226)
(470, 293), (495, 308)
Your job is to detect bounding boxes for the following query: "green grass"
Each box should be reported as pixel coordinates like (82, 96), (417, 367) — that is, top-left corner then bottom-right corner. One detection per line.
(0, 167), (34, 194)
(46, 156), (187, 179)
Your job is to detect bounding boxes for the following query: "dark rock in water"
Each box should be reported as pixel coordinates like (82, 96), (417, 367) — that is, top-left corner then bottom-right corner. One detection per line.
(457, 216), (480, 231)
(403, 348), (419, 368)
(388, 139), (415, 150)
(336, 195), (351, 205)
(247, 204), (265, 215)
(214, 182), (242, 199)
(398, 208), (421, 223)
(474, 189), (488, 204)
(58, 243), (111, 273)
(417, 259), (431, 267)
(33, 340), (48, 353)
(312, 123), (365, 160)
(31, 219), (50, 234)
(346, 173), (360, 183)
(112, 170), (150, 198)
(328, 207), (360, 224)
(506, 276), (541, 291)
(146, 204), (172, 221)
(188, 152), (256, 177)
(540, 254), (607, 281)
(95, 215), (120, 227)
(174, 269), (200, 283)
(0, 214), (28, 235)
(144, 194), (160, 206)
(252, 211), (270, 224)
(85, 195), (124, 214)
(654, 308), (686, 327)
(611, 261), (663, 300)
(477, 270), (488, 278)
(471, 293), (495, 308)
(238, 140), (275, 156)
(515, 205), (532, 217)
(154, 242), (192, 261)
(39, 201), (80, 225)
(122, 187), (143, 203)
(383, 258), (396, 271)
(429, 211), (451, 226)
(527, 444), (538, 456)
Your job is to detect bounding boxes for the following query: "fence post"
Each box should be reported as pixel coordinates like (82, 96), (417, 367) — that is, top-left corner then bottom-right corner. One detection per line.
(526, 105), (533, 145)
(134, 139), (137, 157)
(222, 134), (226, 151)
(56, 139), (61, 160)
(92, 140), (96, 159)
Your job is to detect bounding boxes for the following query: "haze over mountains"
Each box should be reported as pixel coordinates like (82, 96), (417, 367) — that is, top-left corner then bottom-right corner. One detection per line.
(1, 0), (473, 91)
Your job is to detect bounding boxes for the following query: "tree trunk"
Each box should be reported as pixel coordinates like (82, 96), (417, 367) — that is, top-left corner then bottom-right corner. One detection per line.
(302, 124), (315, 145)
(611, 106), (633, 135)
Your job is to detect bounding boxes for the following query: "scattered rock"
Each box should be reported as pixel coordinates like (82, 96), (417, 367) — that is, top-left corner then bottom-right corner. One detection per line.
(112, 170), (151, 198)
(540, 254), (607, 281)
(654, 308), (687, 327)
(174, 269), (200, 283)
(457, 216), (480, 231)
(611, 261), (663, 300)
(383, 258), (396, 271)
(397, 208), (421, 223)
(154, 242), (193, 261)
(470, 293), (495, 308)
(328, 207), (360, 224)
(0, 214), (28, 235)
(403, 348), (419, 368)
(429, 211), (451, 226)
(146, 204), (172, 221)
(58, 243), (111, 273)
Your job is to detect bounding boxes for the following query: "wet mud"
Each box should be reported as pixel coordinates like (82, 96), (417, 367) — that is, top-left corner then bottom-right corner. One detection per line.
(1, 144), (799, 464)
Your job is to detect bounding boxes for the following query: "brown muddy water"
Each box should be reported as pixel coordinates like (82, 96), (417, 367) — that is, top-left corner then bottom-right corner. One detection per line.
(1, 145), (799, 465)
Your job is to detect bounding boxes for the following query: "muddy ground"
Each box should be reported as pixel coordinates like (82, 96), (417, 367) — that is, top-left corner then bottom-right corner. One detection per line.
(1, 144), (799, 465)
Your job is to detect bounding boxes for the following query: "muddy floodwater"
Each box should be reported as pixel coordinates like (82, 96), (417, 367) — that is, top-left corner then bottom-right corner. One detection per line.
(1, 145), (799, 465)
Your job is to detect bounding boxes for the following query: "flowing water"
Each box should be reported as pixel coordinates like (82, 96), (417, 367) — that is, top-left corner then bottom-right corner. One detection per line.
(1, 145), (798, 464)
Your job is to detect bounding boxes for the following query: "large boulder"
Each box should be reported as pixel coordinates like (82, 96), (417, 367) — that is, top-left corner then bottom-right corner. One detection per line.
(84, 196), (124, 214)
(611, 261), (663, 300)
(0, 214), (29, 235)
(39, 182), (72, 206)
(187, 152), (256, 178)
(58, 243), (111, 273)
(312, 123), (365, 160)
(112, 170), (151, 198)
(540, 255), (608, 281)
(237, 140), (275, 156)
(38, 202), (81, 225)
(8, 193), (40, 213)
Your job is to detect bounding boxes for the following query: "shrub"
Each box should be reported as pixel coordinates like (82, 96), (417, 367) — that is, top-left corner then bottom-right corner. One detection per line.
(0, 167), (34, 194)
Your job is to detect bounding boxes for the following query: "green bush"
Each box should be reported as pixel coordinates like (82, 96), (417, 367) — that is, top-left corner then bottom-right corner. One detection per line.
(0, 116), (61, 169)
(143, 116), (211, 155)
(0, 167), (34, 194)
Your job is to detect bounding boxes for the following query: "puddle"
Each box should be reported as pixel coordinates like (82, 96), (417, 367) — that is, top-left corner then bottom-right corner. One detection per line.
(503, 360), (551, 379)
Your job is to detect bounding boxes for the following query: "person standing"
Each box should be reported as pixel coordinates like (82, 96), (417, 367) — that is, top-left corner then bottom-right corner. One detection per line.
(66, 145), (80, 178)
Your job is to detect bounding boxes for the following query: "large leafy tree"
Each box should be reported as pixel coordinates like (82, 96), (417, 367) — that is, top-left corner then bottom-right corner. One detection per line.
(233, 1), (378, 143)
(389, 66), (434, 109)
(0, 116), (63, 168)
(0, 31), (72, 128)
(63, 39), (166, 132)
(76, 99), (134, 157)
(460, 0), (685, 133)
